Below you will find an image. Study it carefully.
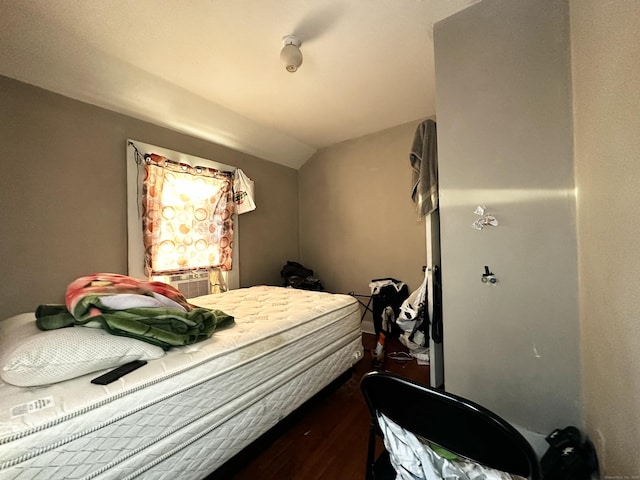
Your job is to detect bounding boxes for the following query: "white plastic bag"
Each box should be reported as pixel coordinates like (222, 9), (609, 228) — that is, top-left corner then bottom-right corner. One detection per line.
(396, 271), (428, 334)
(233, 168), (256, 214)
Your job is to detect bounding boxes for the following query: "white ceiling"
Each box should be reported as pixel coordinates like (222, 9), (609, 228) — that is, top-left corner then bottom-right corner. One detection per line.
(0, 0), (479, 168)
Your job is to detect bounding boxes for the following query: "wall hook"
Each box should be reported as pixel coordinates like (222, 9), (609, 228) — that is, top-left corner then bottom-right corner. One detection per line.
(481, 265), (498, 284)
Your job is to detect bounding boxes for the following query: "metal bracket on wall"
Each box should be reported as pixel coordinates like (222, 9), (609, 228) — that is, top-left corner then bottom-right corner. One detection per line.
(481, 265), (498, 284)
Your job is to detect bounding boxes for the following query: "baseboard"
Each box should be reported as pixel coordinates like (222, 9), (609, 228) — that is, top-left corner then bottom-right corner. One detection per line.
(361, 318), (375, 335)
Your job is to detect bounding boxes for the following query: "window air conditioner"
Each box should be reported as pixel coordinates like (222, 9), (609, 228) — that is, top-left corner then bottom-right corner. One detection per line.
(167, 272), (211, 299)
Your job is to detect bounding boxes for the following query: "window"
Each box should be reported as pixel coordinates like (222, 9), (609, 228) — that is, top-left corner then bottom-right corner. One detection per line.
(126, 140), (239, 290)
(141, 152), (233, 274)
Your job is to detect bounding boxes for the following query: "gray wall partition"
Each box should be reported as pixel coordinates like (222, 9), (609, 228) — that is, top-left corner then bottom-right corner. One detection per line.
(434, 0), (581, 434)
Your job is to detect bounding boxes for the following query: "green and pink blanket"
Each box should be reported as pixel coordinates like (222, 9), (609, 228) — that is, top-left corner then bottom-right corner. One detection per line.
(36, 273), (233, 349)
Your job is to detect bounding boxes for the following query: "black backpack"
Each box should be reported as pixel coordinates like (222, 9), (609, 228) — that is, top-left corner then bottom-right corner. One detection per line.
(280, 261), (323, 291)
(541, 426), (598, 479)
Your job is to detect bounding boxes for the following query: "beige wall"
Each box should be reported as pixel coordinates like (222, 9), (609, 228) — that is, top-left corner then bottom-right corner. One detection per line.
(298, 121), (427, 307)
(434, 0), (582, 434)
(0, 75), (299, 317)
(571, 0), (640, 475)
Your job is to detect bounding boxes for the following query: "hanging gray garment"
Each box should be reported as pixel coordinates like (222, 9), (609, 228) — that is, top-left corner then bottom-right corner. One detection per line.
(410, 119), (438, 217)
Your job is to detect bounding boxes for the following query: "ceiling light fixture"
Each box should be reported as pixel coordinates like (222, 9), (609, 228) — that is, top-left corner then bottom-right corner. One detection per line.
(281, 35), (303, 73)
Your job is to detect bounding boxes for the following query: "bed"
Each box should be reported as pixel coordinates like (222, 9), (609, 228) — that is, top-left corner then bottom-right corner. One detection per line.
(0, 285), (363, 479)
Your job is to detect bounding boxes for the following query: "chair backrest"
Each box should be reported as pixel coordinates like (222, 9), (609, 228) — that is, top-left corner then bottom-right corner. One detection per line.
(360, 371), (541, 480)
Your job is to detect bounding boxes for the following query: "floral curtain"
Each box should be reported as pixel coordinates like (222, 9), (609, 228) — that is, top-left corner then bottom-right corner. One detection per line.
(141, 153), (234, 275)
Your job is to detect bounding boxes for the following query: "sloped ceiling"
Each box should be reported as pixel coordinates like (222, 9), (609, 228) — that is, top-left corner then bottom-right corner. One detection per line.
(0, 0), (479, 168)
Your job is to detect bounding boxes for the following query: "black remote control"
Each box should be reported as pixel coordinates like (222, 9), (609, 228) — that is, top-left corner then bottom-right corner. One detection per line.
(91, 360), (148, 385)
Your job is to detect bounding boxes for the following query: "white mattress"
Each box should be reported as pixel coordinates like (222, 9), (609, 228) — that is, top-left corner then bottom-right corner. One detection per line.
(0, 286), (363, 479)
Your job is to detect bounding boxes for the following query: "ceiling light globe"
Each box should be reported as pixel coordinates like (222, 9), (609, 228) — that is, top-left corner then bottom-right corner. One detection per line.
(281, 44), (303, 72)
(281, 35), (303, 73)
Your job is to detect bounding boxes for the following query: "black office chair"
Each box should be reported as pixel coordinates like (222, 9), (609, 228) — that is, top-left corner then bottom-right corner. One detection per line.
(360, 371), (542, 480)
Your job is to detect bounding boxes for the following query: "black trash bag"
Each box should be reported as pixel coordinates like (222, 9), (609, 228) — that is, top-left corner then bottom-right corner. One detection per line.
(541, 426), (598, 480)
(280, 261), (324, 291)
(371, 278), (409, 338)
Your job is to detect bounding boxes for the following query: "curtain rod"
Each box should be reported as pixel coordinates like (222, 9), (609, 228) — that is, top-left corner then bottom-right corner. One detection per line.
(127, 141), (234, 176)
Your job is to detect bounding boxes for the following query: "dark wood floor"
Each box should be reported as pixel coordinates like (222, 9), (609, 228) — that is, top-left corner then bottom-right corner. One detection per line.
(208, 333), (430, 480)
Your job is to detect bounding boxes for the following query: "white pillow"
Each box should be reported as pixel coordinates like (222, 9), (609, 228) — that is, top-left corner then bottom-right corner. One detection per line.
(0, 313), (165, 387)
